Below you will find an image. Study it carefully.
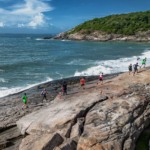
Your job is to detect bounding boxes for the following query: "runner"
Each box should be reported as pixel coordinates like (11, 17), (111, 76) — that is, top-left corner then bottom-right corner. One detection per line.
(22, 93), (28, 110)
(128, 64), (132, 75)
(97, 72), (103, 84)
(133, 63), (139, 76)
(141, 57), (147, 68)
(80, 77), (86, 89)
(41, 88), (48, 102)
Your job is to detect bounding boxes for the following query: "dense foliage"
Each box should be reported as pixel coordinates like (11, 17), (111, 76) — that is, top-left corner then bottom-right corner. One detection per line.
(135, 127), (150, 150)
(70, 11), (150, 35)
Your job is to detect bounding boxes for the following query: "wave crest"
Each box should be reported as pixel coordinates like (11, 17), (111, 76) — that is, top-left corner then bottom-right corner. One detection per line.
(74, 50), (150, 76)
(0, 77), (53, 98)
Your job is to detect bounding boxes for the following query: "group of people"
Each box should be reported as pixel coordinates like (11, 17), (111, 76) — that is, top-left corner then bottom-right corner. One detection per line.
(128, 57), (147, 75)
(22, 74), (104, 109)
(22, 81), (68, 109)
(21, 57), (147, 110)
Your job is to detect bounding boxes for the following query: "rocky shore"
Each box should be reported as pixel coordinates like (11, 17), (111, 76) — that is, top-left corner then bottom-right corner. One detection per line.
(54, 30), (150, 42)
(0, 68), (150, 150)
(0, 74), (117, 150)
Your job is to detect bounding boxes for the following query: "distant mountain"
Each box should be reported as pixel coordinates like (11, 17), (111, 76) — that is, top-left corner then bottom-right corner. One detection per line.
(55, 11), (150, 42)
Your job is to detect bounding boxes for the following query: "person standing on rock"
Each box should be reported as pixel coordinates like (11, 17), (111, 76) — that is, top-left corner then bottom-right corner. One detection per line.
(80, 77), (86, 89)
(128, 64), (132, 75)
(22, 93), (28, 110)
(62, 81), (67, 95)
(41, 88), (48, 102)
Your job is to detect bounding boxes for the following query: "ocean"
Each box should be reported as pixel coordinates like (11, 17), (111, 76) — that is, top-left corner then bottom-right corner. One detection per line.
(0, 34), (150, 98)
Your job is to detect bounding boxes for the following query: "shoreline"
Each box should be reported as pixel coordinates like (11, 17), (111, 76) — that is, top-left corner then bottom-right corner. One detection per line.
(54, 31), (150, 42)
(0, 72), (122, 100)
(53, 37), (150, 43)
(0, 72), (121, 126)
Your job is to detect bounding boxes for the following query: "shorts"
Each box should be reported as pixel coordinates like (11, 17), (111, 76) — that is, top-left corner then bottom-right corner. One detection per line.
(61, 88), (64, 92)
(43, 94), (47, 98)
(81, 84), (85, 86)
(134, 68), (137, 71)
(23, 100), (27, 104)
(129, 69), (132, 71)
(99, 78), (103, 81)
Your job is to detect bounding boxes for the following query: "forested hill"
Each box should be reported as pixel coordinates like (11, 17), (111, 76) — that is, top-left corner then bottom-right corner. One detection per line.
(70, 11), (150, 35)
(54, 11), (150, 41)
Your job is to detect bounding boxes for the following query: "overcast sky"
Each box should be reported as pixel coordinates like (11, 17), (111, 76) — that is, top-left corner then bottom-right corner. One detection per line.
(0, 0), (150, 34)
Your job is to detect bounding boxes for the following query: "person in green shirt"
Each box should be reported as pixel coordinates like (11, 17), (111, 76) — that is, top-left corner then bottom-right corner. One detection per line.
(141, 57), (147, 68)
(22, 93), (28, 109)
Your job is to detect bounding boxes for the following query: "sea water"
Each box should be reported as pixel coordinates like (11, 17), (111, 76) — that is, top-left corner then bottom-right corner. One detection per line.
(0, 34), (150, 98)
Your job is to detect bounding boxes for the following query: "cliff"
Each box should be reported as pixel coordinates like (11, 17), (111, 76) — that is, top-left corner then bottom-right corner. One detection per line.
(16, 68), (150, 150)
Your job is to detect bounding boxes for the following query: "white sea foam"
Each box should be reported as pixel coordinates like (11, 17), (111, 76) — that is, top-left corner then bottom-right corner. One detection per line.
(55, 71), (63, 78)
(66, 59), (95, 65)
(74, 50), (150, 76)
(0, 77), (53, 98)
(35, 38), (44, 41)
(0, 69), (4, 72)
(0, 78), (7, 83)
(61, 39), (71, 42)
(36, 38), (52, 41)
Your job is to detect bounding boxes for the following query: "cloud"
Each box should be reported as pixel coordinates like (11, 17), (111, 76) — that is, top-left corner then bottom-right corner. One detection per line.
(0, 0), (53, 28)
(0, 22), (4, 27)
(27, 13), (45, 28)
(17, 23), (25, 28)
(11, 0), (52, 15)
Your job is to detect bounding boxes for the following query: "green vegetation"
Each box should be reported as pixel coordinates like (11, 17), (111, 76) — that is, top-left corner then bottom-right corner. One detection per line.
(70, 11), (150, 35)
(135, 127), (150, 150)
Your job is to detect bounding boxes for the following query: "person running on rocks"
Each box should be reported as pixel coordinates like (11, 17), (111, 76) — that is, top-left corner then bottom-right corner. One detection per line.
(22, 93), (28, 110)
(80, 77), (86, 89)
(41, 88), (48, 102)
(133, 63), (139, 76)
(141, 57), (147, 68)
(97, 72), (103, 84)
(128, 64), (132, 75)
(62, 81), (67, 95)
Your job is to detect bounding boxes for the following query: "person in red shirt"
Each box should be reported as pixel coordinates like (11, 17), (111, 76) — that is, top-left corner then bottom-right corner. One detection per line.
(80, 77), (86, 89)
(97, 72), (103, 85)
